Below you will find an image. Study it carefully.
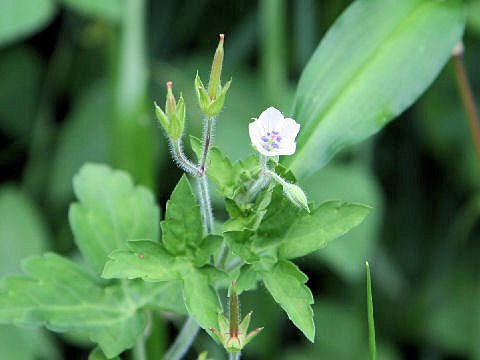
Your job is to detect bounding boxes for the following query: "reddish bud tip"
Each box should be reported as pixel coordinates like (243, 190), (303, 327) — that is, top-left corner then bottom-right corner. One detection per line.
(139, 253), (145, 259)
(219, 34), (225, 41)
(232, 279), (237, 288)
(166, 81), (173, 89)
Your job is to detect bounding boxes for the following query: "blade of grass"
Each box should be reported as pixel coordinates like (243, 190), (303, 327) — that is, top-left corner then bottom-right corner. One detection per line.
(366, 261), (376, 360)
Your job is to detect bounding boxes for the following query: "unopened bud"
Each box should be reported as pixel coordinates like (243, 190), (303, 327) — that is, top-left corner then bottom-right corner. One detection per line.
(283, 183), (310, 213)
(195, 34), (231, 117)
(154, 82), (185, 140)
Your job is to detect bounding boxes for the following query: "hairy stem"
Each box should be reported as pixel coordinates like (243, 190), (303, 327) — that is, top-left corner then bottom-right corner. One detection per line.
(170, 139), (200, 176)
(452, 42), (480, 168)
(162, 317), (200, 360)
(199, 117), (216, 174)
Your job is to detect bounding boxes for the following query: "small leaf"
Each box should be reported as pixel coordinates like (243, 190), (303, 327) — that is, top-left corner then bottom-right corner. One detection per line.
(182, 268), (222, 331)
(256, 259), (314, 341)
(69, 163), (159, 274)
(277, 201), (371, 259)
(161, 175), (204, 256)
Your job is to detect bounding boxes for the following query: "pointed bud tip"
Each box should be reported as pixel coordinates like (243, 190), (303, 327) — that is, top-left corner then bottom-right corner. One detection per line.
(166, 81), (173, 89)
(219, 33), (224, 42)
(232, 279), (237, 288)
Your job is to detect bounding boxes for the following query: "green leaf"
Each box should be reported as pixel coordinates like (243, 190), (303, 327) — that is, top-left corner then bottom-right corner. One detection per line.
(182, 268), (222, 331)
(0, 0), (56, 47)
(256, 260), (314, 341)
(69, 163), (159, 274)
(286, 0), (465, 178)
(224, 231), (260, 264)
(103, 240), (186, 282)
(0, 253), (182, 358)
(277, 201), (371, 259)
(102, 240), (222, 331)
(58, 0), (122, 22)
(301, 163), (383, 281)
(161, 174), (203, 257)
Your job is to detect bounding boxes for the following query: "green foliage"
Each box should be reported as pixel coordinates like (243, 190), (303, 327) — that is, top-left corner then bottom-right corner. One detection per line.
(102, 176), (223, 331)
(286, 0), (465, 178)
(0, 164), (186, 357)
(256, 259), (314, 342)
(190, 136), (261, 200)
(0, 252), (183, 358)
(0, 0), (55, 48)
(69, 163), (159, 274)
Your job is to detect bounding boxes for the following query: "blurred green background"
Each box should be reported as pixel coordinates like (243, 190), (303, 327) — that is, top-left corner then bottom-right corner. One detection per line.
(1, 0), (480, 359)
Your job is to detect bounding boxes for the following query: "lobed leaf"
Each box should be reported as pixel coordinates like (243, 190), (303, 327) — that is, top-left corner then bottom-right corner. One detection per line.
(0, 253), (183, 358)
(69, 163), (159, 274)
(286, 0), (465, 178)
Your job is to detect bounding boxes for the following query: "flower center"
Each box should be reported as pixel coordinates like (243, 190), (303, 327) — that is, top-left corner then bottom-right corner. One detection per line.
(261, 130), (282, 151)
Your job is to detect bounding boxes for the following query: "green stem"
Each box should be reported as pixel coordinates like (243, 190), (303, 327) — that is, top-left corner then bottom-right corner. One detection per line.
(162, 317), (200, 360)
(199, 117), (216, 174)
(171, 139), (200, 176)
(264, 169), (288, 187)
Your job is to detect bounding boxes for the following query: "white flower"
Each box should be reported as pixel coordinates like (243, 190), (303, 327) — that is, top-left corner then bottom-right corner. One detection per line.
(248, 107), (300, 156)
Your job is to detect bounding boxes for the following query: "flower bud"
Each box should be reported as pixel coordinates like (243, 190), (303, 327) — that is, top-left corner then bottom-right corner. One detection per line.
(154, 82), (185, 140)
(283, 183), (310, 213)
(195, 34), (231, 117)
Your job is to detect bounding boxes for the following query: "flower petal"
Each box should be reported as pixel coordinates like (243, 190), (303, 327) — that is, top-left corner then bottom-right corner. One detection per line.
(258, 107), (284, 133)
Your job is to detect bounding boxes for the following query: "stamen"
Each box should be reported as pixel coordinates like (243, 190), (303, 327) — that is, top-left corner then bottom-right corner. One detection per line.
(272, 131), (279, 135)
(261, 136), (269, 142)
(276, 136), (282, 142)
(272, 143), (279, 149)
